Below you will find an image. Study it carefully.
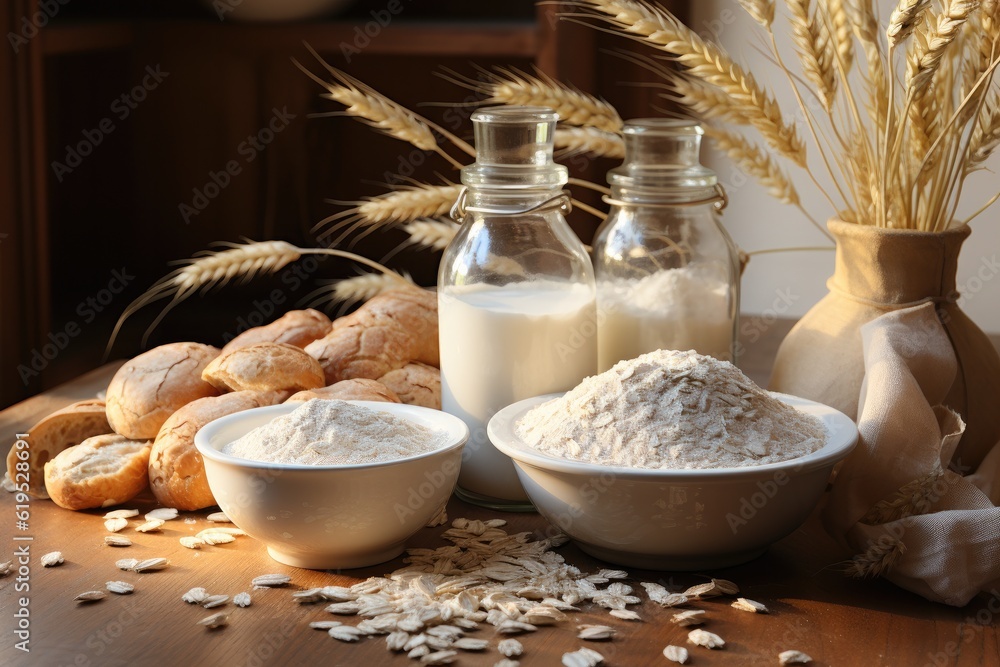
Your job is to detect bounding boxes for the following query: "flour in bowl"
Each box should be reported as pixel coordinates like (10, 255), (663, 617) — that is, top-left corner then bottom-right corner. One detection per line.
(515, 349), (826, 469)
(224, 399), (445, 465)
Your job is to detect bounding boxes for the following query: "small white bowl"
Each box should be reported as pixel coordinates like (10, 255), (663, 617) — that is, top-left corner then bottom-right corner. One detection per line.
(488, 392), (857, 570)
(195, 401), (468, 570)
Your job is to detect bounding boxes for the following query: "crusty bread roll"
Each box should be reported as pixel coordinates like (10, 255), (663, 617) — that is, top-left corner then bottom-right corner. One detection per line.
(43, 434), (152, 510)
(202, 342), (325, 393)
(106, 342), (221, 440)
(6, 399), (113, 499)
(306, 289), (438, 384)
(148, 390), (283, 511)
(286, 378), (401, 404)
(221, 309), (332, 354)
(378, 363), (441, 409)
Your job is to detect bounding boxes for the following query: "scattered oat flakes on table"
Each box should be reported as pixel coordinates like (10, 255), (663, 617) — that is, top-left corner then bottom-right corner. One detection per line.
(103, 509), (138, 519)
(104, 517), (128, 533)
(779, 650), (813, 664)
(688, 628), (725, 649)
(663, 645), (689, 664)
(74, 590), (105, 602)
(41, 551), (64, 567)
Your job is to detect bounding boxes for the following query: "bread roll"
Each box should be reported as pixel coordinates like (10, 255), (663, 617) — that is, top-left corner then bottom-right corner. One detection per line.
(43, 434), (152, 510)
(306, 289), (438, 384)
(202, 343), (325, 393)
(106, 342), (221, 440)
(378, 363), (441, 409)
(286, 378), (401, 404)
(6, 399), (113, 499)
(221, 309), (332, 353)
(148, 390), (283, 511)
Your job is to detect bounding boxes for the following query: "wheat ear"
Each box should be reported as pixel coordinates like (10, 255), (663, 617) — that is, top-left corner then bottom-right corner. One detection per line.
(827, 0), (855, 73)
(736, 0), (775, 28)
(315, 183), (462, 245)
(845, 535), (906, 579)
(295, 46), (474, 167)
(787, 0), (839, 112)
(851, 0), (889, 137)
(909, 0), (981, 90)
(704, 126), (800, 206)
(860, 467), (946, 524)
(887, 0), (933, 45)
(302, 272), (419, 314)
(404, 220), (458, 251)
(442, 66), (623, 134)
(554, 127), (626, 159)
(967, 101), (1000, 170)
(566, 0), (807, 167)
(106, 241), (400, 355)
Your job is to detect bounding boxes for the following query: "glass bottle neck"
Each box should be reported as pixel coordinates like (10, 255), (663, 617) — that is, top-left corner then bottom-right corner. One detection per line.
(461, 185), (568, 216)
(609, 183), (719, 208)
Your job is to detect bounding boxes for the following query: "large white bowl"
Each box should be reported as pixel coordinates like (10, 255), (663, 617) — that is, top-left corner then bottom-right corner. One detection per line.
(489, 392), (857, 570)
(195, 401), (468, 570)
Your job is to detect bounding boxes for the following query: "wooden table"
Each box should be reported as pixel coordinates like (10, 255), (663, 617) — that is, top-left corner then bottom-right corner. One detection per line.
(2, 322), (998, 667)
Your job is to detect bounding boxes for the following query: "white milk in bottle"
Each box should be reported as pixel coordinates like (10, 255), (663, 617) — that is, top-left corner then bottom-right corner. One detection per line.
(438, 107), (597, 508)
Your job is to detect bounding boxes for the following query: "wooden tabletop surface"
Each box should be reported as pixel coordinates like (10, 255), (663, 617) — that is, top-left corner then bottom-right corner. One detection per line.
(2, 320), (999, 667)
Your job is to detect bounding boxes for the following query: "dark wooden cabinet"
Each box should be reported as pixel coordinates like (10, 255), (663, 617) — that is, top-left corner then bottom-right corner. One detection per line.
(0, 0), (684, 408)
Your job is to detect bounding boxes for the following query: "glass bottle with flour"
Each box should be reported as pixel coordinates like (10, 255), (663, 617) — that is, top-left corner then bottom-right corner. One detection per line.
(593, 119), (740, 372)
(438, 107), (597, 509)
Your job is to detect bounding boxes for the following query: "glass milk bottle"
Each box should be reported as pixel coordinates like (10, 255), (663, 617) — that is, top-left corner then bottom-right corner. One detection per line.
(593, 119), (739, 372)
(438, 106), (597, 509)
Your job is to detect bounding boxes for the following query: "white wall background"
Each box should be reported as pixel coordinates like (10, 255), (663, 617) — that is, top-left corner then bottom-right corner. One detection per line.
(690, 0), (1000, 333)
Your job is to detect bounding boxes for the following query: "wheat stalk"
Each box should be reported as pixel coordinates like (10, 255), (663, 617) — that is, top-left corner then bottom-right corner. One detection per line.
(404, 219), (458, 250)
(445, 66), (624, 134)
(845, 534), (906, 578)
(554, 127), (626, 158)
(737, 0), (775, 28)
(851, 0), (889, 138)
(704, 126), (800, 205)
(567, 0), (807, 167)
(106, 241), (401, 355)
(787, 0), (839, 112)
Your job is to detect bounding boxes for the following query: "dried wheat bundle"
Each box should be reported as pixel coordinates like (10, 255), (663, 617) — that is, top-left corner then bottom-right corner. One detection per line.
(106, 241), (405, 354)
(568, 0), (1000, 232)
(704, 127), (800, 206)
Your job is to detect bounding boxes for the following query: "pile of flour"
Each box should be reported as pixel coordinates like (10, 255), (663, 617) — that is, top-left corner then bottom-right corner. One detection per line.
(224, 399), (445, 465)
(515, 349), (826, 469)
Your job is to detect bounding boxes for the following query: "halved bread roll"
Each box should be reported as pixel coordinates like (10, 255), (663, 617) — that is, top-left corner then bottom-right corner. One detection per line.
(44, 434), (152, 510)
(7, 399), (112, 499)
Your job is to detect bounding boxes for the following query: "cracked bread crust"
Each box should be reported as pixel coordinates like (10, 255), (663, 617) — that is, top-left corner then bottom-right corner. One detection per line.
(148, 390), (284, 510)
(44, 434), (152, 510)
(285, 378), (402, 404)
(106, 342), (221, 440)
(221, 308), (332, 354)
(202, 342), (325, 392)
(378, 362), (441, 409)
(306, 289), (439, 384)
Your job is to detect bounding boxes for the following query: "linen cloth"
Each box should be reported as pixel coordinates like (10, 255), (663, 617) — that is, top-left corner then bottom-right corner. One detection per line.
(824, 302), (1000, 606)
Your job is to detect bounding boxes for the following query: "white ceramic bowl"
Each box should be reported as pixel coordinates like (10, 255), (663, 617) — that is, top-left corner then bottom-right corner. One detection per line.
(489, 392), (857, 570)
(195, 401), (468, 570)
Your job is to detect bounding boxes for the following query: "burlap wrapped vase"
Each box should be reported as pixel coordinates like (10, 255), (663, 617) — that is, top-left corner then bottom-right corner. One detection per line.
(770, 219), (1000, 470)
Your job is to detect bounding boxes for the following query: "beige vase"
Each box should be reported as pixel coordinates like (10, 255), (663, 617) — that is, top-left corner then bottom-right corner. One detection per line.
(770, 219), (1000, 470)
